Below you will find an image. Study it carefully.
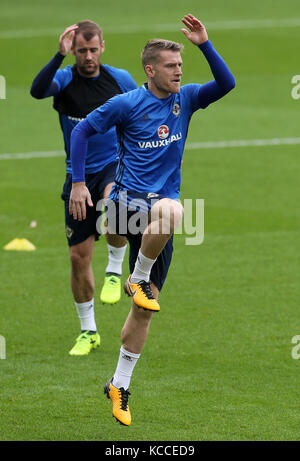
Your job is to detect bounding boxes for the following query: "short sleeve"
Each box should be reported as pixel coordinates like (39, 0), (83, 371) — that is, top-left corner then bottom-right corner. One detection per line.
(86, 93), (131, 134)
(181, 84), (204, 114)
(53, 66), (73, 92)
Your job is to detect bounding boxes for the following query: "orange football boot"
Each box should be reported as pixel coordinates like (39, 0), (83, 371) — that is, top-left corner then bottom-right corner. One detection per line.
(124, 277), (160, 312)
(104, 378), (131, 426)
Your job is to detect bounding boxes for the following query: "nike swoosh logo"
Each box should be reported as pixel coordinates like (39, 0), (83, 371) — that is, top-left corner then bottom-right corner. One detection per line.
(127, 283), (137, 297)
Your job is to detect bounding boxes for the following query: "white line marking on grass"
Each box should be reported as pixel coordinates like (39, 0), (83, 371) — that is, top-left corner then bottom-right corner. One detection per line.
(1, 18), (300, 39)
(186, 137), (300, 150)
(0, 150), (65, 160)
(1, 138), (300, 160)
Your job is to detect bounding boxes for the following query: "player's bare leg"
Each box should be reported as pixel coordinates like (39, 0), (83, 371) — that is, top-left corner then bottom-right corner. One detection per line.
(100, 182), (127, 304)
(69, 234), (100, 355)
(141, 198), (183, 258)
(70, 234), (95, 303)
(121, 282), (158, 354)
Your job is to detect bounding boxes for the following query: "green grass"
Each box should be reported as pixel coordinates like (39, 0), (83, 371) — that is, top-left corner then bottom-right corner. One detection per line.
(1, 0), (300, 441)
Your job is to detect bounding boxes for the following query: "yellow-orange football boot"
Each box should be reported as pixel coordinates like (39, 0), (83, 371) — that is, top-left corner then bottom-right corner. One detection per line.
(124, 277), (160, 312)
(104, 378), (131, 426)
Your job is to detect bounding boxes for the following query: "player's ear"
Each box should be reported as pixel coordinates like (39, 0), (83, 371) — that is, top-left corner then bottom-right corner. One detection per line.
(70, 45), (75, 56)
(145, 64), (155, 78)
(100, 40), (105, 53)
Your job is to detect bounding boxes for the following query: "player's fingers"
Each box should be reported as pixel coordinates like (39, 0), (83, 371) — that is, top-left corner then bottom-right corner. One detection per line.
(63, 24), (78, 34)
(182, 17), (193, 30)
(187, 14), (204, 28)
(184, 14), (203, 31)
(182, 16), (193, 24)
(69, 199), (73, 216)
(69, 30), (75, 42)
(87, 195), (94, 208)
(181, 28), (190, 38)
(81, 202), (86, 220)
(71, 201), (79, 220)
(186, 14), (197, 22)
(74, 202), (83, 221)
(61, 25), (78, 39)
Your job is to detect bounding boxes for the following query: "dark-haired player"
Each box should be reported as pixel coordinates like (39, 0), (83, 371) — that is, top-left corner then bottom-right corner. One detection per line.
(31, 21), (137, 355)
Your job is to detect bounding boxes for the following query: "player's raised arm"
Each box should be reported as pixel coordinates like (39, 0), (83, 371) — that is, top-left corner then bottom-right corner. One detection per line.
(30, 25), (78, 99)
(181, 14), (235, 109)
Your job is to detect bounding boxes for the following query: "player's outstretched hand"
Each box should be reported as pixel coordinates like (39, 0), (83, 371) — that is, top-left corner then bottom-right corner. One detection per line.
(69, 182), (93, 221)
(59, 24), (78, 56)
(181, 14), (208, 45)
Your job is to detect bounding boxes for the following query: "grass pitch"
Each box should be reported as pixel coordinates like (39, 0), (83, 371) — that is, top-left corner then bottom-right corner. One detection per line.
(0, 0), (300, 441)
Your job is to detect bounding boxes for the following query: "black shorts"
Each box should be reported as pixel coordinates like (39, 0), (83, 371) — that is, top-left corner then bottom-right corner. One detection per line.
(61, 161), (117, 246)
(106, 189), (174, 291)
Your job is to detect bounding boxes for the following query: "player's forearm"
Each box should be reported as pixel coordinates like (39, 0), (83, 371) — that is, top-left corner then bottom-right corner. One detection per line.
(199, 40), (235, 93)
(30, 52), (65, 99)
(71, 119), (97, 182)
(195, 40), (235, 108)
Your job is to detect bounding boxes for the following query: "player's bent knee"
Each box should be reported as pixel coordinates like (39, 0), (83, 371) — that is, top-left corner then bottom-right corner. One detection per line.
(171, 201), (184, 228)
(151, 198), (183, 233)
(161, 199), (184, 233)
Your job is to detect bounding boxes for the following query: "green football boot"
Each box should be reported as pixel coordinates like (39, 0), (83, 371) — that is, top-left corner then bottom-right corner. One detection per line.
(100, 274), (121, 304)
(69, 331), (100, 356)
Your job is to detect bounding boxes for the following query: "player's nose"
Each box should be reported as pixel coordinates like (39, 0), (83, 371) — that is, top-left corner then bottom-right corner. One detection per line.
(175, 65), (182, 75)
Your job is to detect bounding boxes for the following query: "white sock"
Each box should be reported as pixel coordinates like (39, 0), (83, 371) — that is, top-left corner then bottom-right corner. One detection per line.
(112, 347), (140, 390)
(74, 298), (97, 332)
(105, 243), (127, 275)
(130, 250), (156, 283)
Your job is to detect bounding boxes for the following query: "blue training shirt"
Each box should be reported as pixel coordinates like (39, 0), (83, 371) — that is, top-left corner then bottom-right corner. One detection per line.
(85, 41), (235, 199)
(86, 84), (202, 199)
(72, 40), (235, 198)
